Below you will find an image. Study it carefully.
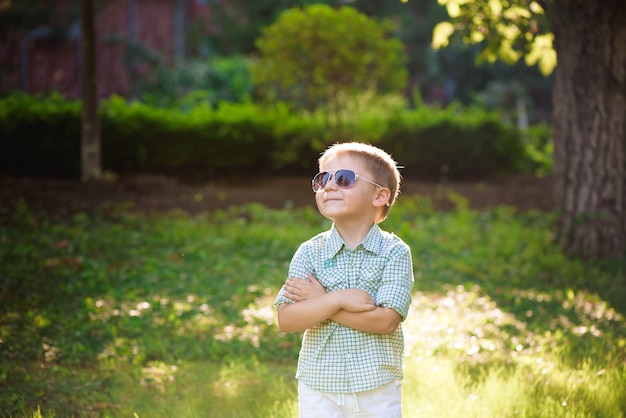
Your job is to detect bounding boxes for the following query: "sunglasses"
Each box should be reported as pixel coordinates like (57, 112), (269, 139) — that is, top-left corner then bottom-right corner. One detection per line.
(311, 169), (385, 192)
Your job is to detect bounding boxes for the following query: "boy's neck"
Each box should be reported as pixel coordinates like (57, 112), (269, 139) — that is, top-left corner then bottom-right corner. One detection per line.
(334, 221), (375, 250)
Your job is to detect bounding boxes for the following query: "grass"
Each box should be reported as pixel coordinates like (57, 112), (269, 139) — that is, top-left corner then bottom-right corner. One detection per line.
(0, 196), (624, 417)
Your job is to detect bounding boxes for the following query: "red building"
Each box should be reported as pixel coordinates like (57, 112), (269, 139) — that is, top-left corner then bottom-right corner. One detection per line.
(0, 0), (217, 98)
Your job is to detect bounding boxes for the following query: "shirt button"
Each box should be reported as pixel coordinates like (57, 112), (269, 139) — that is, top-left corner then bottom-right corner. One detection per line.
(350, 262), (355, 267)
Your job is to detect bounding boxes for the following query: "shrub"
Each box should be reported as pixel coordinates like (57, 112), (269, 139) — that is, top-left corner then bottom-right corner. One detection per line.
(137, 55), (253, 108)
(0, 92), (81, 178)
(521, 122), (553, 176)
(101, 98), (298, 180)
(251, 4), (407, 127)
(0, 93), (538, 181)
(380, 104), (526, 178)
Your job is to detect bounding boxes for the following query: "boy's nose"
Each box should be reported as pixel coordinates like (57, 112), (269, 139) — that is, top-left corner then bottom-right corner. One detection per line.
(323, 175), (339, 190)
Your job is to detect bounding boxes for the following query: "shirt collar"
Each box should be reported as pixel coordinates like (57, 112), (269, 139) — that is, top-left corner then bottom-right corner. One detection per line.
(324, 223), (382, 259)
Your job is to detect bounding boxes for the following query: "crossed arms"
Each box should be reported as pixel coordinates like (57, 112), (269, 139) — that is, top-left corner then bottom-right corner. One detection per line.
(277, 273), (402, 335)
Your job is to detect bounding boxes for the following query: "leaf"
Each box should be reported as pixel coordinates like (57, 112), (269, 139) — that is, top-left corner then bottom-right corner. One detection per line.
(538, 49), (557, 75)
(499, 40), (522, 64)
(446, 2), (462, 18)
(469, 30), (485, 43)
(503, 5), (531, 19)
(530, 1), (545, 14)
(488, 0), (502, 16)
(432, 21), (456, 49)
(525, 33), (557, 75)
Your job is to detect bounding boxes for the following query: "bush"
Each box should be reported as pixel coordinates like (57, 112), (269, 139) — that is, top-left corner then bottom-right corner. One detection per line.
(251, 4), (407, 125)
(101, 98), (309, 180)
(0, 92), (537, 181)
(521, 122), (553, 176)
(380, 104), (526, 178)
(137, 55), (253, 108)
(0, 92), (81, 178)
(0, 93), (314, 181)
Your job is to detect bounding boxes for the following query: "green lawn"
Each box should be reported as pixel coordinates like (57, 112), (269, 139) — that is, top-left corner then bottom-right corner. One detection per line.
(1, 197), (624, 417)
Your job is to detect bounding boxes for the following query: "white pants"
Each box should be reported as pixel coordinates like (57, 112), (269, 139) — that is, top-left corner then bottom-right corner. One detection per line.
(298, 380), (402, 418)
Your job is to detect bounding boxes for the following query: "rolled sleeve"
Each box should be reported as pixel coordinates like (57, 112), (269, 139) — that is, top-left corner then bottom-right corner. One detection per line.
(375, 245), (414, 320)
(274, 243), (312, 308)
(274, 288), (294, 308)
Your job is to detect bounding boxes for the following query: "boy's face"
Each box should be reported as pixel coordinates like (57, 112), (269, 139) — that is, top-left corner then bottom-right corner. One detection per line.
(315, 154), (384, 225)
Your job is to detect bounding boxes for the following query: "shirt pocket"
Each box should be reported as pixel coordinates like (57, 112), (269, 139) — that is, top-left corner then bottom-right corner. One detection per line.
(317, 268), (345, 292)
(358, 261), (385, 295)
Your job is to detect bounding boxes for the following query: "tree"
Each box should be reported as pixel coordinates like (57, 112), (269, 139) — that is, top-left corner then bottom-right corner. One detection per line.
(80, 0), (101, 182)
(250, 4), (407, 127)
(1, 0), (101, 181)
(432, 0), (626, 260)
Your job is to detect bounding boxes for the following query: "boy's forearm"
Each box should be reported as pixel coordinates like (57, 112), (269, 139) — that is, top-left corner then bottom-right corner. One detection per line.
(277, 293), (342, 332)
(331, 307), (402, 334)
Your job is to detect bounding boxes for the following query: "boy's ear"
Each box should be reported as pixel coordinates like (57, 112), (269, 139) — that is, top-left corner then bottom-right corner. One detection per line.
(373, 187), (391, 208)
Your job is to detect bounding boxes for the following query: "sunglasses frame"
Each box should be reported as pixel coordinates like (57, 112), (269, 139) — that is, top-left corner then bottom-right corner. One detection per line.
(311, 169), (385, 193)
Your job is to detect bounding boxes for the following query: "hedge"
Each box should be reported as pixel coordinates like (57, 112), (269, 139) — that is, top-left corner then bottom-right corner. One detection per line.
(0, 92), (546, 181)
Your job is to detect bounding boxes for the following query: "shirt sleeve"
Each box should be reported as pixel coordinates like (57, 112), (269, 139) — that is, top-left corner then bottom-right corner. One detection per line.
(273, 242), (312, 308)
(375, 243), (414, 320)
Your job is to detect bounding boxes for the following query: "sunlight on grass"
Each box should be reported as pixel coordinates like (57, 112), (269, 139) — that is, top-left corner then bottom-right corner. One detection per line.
(404, 284), (625, 365)
(403, 355), (625, 418)
(1, 199), (625, 417)
(99, 281), (625, 418)
(108, 359), (297, 418)
(401, 285), (626, 418)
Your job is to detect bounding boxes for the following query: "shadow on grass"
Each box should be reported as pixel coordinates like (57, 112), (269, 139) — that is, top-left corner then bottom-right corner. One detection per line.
(1, 199), (625, 417)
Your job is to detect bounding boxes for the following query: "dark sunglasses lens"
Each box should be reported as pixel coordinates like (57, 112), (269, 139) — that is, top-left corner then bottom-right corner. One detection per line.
(335, 170), (356, 189)
(312, 172), (329, 191)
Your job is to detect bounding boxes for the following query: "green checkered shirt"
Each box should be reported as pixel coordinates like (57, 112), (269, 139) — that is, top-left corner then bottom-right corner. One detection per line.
(274, 223), (414, 393)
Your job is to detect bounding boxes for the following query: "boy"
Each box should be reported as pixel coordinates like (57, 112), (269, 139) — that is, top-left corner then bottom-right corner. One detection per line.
(274, 142), (414, 417)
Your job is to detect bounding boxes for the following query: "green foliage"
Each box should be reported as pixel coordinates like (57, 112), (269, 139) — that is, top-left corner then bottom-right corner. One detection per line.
(136, 55), (253, 108)
(380, 104), (526, 178)
(251, 4), (408, 126)
(0, 92), (543, 180)
(102, 98), (301, 179)
(0, 92), (81, 177)
(112, 30), (253, 109)
(433, 0), (556, 75)
(1, 200), (624, 416)
(0, 203), (324, 414)
(522, 122), (553, 176)
(200, 0), (327, 55)
(0, 93), (319, 180)
(423, 41), (554, 113)
(203, 0), (436, 58)
(191, 0), (447, 85)
(351, 0), (449, 78)
(110, 359), (298, 417)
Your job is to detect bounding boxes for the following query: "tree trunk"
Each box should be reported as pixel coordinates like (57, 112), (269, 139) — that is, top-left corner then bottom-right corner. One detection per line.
(173, 0), (187, 64)
(80, 0), (101, 182)
(551, 0), (626, 259)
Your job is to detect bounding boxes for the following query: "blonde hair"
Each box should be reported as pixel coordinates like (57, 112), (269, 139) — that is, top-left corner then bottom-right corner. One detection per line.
(319, 142), (401, 221)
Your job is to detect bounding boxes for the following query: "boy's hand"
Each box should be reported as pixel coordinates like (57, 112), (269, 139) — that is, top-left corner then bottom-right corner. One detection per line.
(284, 273), (326, 302)
(284, 274), (376, 312)
(335, 289), (376, 313)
